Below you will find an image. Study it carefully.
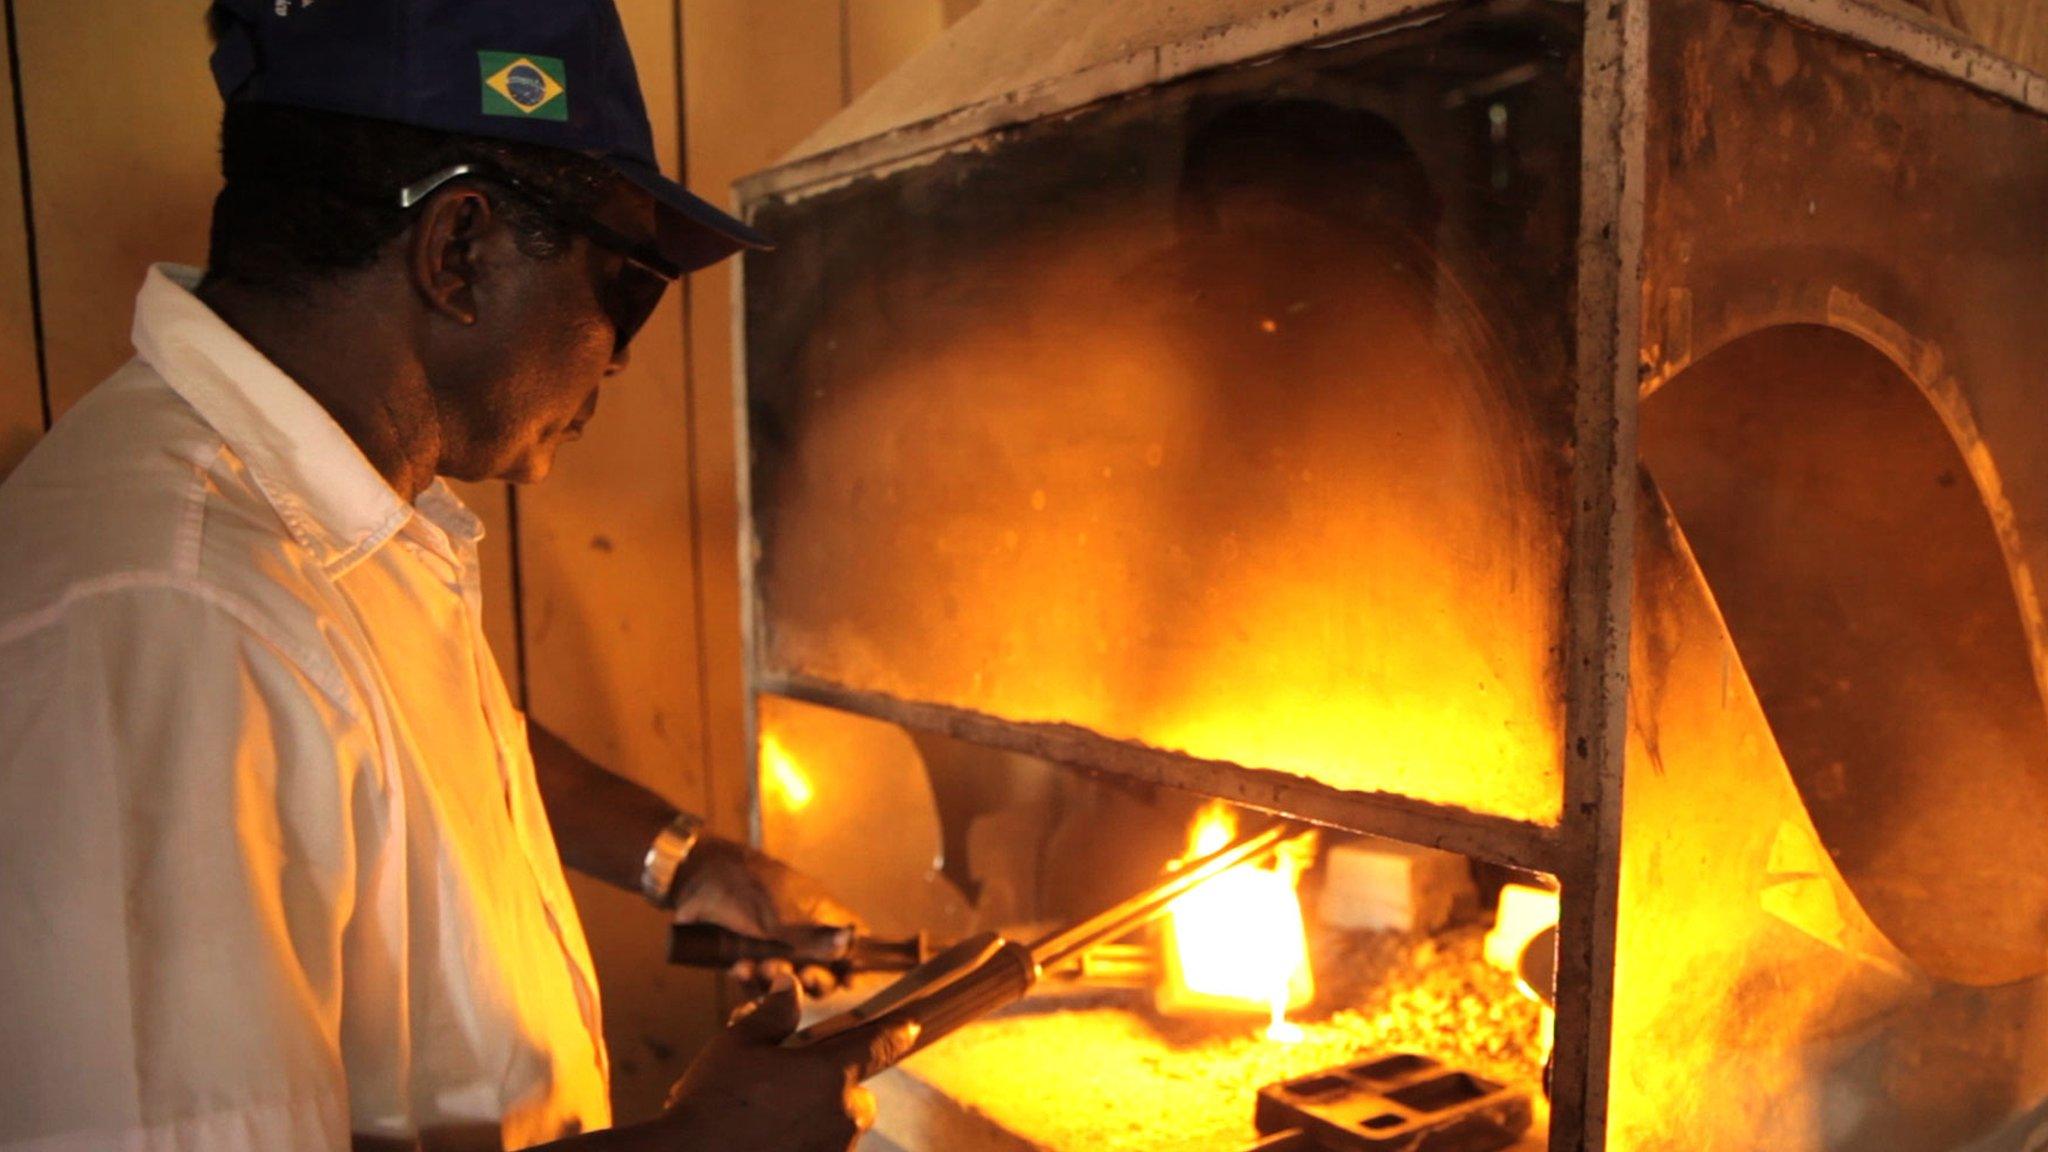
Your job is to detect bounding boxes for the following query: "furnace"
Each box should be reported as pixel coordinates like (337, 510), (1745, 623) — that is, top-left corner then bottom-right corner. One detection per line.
(726, 0), (2048, 1148)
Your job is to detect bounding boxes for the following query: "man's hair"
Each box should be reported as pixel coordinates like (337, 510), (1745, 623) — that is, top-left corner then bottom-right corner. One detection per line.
(203, 42), (620, 297)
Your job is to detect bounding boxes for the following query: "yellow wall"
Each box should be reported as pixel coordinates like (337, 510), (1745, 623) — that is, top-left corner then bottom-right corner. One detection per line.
(0, 0), (963, 1124)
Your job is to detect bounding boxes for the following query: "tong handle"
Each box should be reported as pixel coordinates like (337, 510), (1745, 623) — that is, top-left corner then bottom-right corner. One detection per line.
(668, 924), (800, 967)
(668, 924), (933, 974)
(784, 930), (1039, 1077)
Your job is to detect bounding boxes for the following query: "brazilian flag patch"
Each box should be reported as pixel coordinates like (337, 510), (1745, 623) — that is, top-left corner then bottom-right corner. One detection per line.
(480, 51), (567, 121)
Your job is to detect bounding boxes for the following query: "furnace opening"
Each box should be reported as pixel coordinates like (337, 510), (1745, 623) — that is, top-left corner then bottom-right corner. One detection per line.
(757, 695), (1556, 1151)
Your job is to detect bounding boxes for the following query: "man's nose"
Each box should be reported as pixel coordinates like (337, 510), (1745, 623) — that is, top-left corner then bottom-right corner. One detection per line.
(606, 340), (632, 376)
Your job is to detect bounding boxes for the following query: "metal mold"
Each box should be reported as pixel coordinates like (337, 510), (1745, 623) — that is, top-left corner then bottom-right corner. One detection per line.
(1255, 1055), (1536, 1151)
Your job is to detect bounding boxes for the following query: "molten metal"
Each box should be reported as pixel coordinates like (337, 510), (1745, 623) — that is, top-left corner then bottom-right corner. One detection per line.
(1160, 805), (1315, 1037)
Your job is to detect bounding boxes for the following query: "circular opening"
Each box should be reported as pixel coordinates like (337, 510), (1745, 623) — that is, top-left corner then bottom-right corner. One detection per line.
(1643, 324), (2048, 986)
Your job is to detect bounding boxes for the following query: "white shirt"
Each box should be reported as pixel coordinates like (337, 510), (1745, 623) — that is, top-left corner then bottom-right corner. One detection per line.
(0, 266), (611, 1151)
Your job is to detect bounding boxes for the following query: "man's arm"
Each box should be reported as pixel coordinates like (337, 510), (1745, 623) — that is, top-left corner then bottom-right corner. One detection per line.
(526, 720), (679, 895)
(524, 720), (859, 990)
(0, 586), (374, 1150)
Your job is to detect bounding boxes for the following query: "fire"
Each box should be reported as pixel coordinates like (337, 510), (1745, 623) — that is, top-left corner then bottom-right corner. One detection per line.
(1484, 883), (1559, 975)
(1486, 883), (1560, 1061)
(760, 732), (815, 813)
(1160, 804), (1315, 1040)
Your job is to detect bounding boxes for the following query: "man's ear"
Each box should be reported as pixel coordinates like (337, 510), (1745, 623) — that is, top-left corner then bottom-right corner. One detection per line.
(409, 188), (494, 329)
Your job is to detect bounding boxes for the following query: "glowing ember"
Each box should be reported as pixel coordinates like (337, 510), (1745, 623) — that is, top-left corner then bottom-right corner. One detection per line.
(760, 733), (816, 813)
(1159, 804), (1315, 1032)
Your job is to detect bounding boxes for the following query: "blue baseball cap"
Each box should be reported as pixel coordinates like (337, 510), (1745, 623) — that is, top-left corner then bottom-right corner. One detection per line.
(206, 0), (771, 273)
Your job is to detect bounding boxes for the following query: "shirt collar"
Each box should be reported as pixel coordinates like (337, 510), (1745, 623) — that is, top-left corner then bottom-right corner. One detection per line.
(412, 479), (487, 558)
(132, 263), (416, 575)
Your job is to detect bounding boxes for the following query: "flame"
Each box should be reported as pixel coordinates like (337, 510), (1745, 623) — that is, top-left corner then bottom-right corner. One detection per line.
(760, 732), (816, 813)
(1188, 805), (1234, 857)
(1484, 883), (1559, 975)
(1485, 883), (1560, 1063)
(1161, 804), (1314, 1039)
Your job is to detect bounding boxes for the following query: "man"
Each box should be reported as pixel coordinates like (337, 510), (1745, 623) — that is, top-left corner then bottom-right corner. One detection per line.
(0, 2), (910, 1149)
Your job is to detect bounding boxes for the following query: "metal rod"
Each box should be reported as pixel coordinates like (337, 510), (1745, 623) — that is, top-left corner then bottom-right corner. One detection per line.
(1026, 822), (1295, 968)
(761, 675), (1562, 874)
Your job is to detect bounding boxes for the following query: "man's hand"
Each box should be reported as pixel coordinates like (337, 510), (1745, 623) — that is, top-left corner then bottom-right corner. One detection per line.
(671, 837), (861, 994)
(522, 723), (860, 991)
(654, 977), (917, 1152)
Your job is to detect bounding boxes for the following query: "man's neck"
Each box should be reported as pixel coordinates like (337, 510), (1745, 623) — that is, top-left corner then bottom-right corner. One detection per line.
(196, 276), (444, 502)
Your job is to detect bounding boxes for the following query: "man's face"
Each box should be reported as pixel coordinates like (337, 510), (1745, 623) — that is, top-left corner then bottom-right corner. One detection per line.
(432, 183), (665, 484)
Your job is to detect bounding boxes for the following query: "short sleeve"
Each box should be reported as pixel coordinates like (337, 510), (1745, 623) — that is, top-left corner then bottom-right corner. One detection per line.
(0, 584), (380, 1152)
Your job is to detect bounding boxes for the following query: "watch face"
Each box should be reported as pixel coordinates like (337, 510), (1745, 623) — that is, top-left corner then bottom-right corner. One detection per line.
(642, 817), (702, 907)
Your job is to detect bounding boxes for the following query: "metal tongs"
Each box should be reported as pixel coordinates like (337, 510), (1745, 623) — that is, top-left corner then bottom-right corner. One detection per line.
(668, 922), (940, 978)
(784, 822), (1299, 1076)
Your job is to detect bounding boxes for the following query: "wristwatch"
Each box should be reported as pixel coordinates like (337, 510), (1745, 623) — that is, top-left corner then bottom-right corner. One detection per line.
(640, 811), (705, 909)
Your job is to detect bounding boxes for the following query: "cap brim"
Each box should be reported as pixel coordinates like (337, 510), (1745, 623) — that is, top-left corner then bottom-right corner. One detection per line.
(606, 158), (774, 274)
